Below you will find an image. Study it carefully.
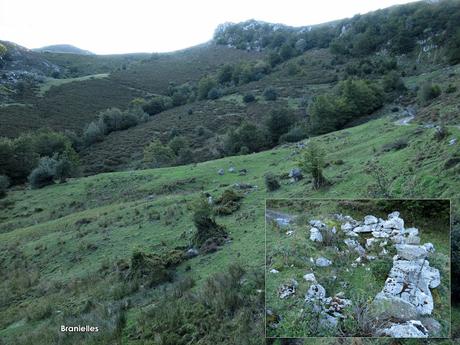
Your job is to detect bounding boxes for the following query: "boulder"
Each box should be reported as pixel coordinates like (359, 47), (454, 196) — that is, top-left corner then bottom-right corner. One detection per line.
(305, 284), (326, 300)
(217, 168), (225, 175)
(383, 217), (404, 232)
(372, 231), (390, 238)
(372, 294), (419, 320)
(309, 220), (326, 229)
(228, 166), (236, 173)
(310, 227), (323, 242)
(303, 273), (317, 282)
(421, 317), (442, 336)
(378, 320), (428, 338)
(364, 215), (378, 225)
(316, 257), (332, 267)
(353, 225), (374, 233)
(185, 248), (199, 258)
(341, 222), (354, 231)
(289, 168), (303, 182)
(388, 211), (400, 219)
(344, 238), (366, 256)
(423, 242), (435, 253)
(270, 269), (279, 274)
(396, 244), (428, 260)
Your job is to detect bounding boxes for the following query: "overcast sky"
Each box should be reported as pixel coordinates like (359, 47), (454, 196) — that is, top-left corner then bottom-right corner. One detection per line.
(0, 0), (419, 55)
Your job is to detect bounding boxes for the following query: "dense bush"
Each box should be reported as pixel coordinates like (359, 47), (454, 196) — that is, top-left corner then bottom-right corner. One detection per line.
(308, 79), (384, 135)
(243, 93), (255, 103)
(192, 197), (228, 249)
(0, 174), (9, 197)
(265, 173), (280, 192)
(224, 122), (268, 155)
(263, 87), (277, 101)
(207, 87), (221, 100)
(266, 108), (297, 145)
(143, 140), (176, 168)
(418, 82), (441, 104)
(28, 156), (58, 189)
(142, 96), (173, 115)
(83, 121), (106, 146)
(168, 136), (189, 155)
(0, 130), (79, 185)
(382, 71), (406, 92)
(217, 64), (234, 84)
(198, 76), (218, 100)
(279, 126), (309, 143)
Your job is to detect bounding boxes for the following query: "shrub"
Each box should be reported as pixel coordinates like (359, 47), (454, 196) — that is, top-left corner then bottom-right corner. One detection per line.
(266, 108), (296, 145)
(382, 71), (406, 92)
(418, 82), (441, 104)
(263, 87), (277, 101)
(29, 156), (58, 189)
(198, 76), (217, 100)
(207, 87), (221, 100)
(192, 197), (227, 249)
(0, 136), (38, 184)
(143, 140), (176, 168)
(168, 136), (188, 155)
(54, 155), (74, 183)
(176, 148), (194, 165)
(214, 189), (244, 215)
(83, 121), (105, 146)
(142, 96), (173, 115)
(243, 93), (255, 103)
(224, 122), (268, 155)
(265, 173), (280, 191)
(217, 64), (234, 84)
(279, 126), (308, 143)
(382, 138), (408, 152)
(0, 175), (9, 197)
(299, 143), (327, 189)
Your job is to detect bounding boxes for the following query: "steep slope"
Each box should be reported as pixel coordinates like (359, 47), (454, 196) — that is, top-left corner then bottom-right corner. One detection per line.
(0, 113), (458, 344)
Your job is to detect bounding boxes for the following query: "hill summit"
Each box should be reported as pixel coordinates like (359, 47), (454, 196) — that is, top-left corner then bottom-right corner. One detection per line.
(33, 44), (94, 55)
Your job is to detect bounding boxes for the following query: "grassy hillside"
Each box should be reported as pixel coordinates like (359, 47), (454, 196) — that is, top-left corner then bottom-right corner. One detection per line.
(0, 111), (458, 344)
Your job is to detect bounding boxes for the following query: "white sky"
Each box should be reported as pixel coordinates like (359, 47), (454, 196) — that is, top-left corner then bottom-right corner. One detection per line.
(0, 0), (419, 55)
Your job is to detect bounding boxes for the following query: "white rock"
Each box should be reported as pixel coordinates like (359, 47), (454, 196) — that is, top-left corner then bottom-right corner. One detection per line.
(423, 242), (435, 253)
(405, 227), (419, 236)
(309, 220), (326, 229)
(373, 231), (390, 238)
(270, 269), (279, 274)
(379, 320), (428, 338)
(305, 284), (326, 300)
(354, 225), (373, 233)
(388, 211), (400, 219)
(366, 238), (377, 248)
(364, 215), (378, 225)
(396, 244), (428, 260)
(316, 257), (332, 267)
(303, 273), (317, 282)
(310, 227), (323, 242)
(286, 230), (294, 236)
(341, 222), (354, 231)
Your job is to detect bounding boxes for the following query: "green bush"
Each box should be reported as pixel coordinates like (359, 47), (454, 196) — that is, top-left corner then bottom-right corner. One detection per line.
(192, 198), (227, 248)
(308, 79), (384, 135)
(263, 87), (277, 101)
(217, 64), (234, 84)
(243, 93), (255, 103)
(279, 126), (308, 143)
(142, 96), (173, 115)
(143, 140), (176, 168)
(265, 173), (280, 191)
(418, 82), (441, 104)
(207, 87), (221, 100)
(266, 108), (296, 145)
(83, 121), (106, 146)
(224, 122), (268, 155)
(168, 136), (188, 155)
(29, 156), (58, 189)
(0, 174), (9, 197)
(382, 71), (406, 92)
(198, 76), (217, 100)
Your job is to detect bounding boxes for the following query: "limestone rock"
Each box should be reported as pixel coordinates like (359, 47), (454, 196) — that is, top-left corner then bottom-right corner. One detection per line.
(396, 244), (428, 260)
(305, 284), (326, 300)
(310, 227), (323, 242)
(278, 279), (298, 299)
(378, 320), (428, 338)
(289, 168), (303, 182)
(303, 273), (316, 282)
(218, 168), (225, 175)
(353, 225), (373, 233)
(309, 220), (326, 229)
(364, 215), (378, 225)
(316, 257), (332, 267)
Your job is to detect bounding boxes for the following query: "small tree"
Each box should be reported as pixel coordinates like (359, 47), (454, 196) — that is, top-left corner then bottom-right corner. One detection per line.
(168, 136), (188, 155)
(243, 93), (255, 103)
(299, 143), (327, 189)
(198, 77), (217, 100)
(263, 87), (277, 101)
(418, 82), (441, 105)
(266, 108), (296, 145)
(83, 121), (105, 146)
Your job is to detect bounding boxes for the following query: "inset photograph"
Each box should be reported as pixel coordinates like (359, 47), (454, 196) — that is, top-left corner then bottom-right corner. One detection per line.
(265, 199), (450, 338)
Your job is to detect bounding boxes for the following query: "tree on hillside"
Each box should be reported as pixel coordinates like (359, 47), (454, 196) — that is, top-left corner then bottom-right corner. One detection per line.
(299, 142), (327, 189)
(266, 109), (296, 145)
(143, 140), (176, 168)
(198, 76), (217, 100)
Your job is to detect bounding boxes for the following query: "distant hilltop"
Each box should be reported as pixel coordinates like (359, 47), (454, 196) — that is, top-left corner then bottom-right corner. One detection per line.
(33, 44), (94, 55)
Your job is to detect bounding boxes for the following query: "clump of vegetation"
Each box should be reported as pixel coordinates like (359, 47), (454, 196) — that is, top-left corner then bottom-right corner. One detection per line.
(308, 79), (384, 135)
(28, 156), (58, 189)
(224, 122), (268, 155)
(381, 138), (408, 152)
(279, 126), (308, 143)
(127, 249), (184, 287)
(192, 198), (228, 252)
(243, 93), (256, 103)
(198, 76), (218, 100)
(263, 87), (277, 101)
(214, 189), (244, 215)
(299, 142), (328, 189)
(265, 173), (280, 192)
(143, 140), (176, 168)
(382, 71), (406, 93)
(142, 96), (173, 115)
(266, 108), (297, 145)
(0, 174), (10, 197)
(365, 160), (393, 198)
(418, 82), (441, 105)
